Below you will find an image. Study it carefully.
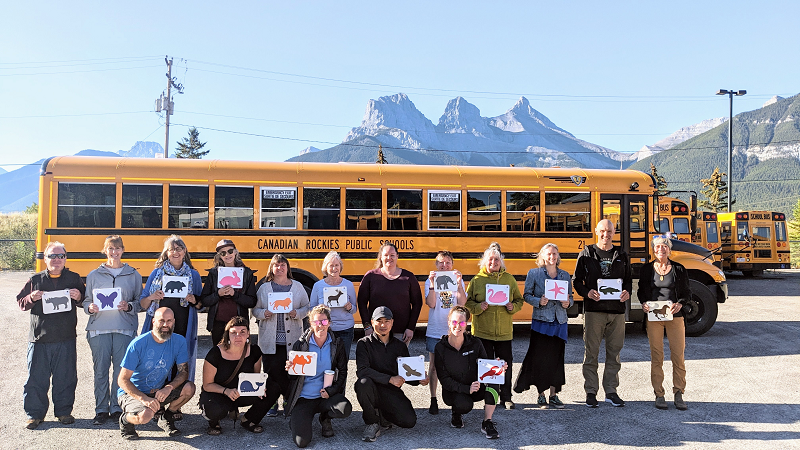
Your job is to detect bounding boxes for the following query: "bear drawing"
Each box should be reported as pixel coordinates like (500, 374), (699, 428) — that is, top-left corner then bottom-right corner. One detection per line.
(164, 280), (187, 294)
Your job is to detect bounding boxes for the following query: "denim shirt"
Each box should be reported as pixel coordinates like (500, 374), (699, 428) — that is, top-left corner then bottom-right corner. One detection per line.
(523, 267), (574, 324)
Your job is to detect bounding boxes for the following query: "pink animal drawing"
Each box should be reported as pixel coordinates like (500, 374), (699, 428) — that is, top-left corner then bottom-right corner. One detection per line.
(486, 288), (508, 304)
(271, 297), (292, 310)
(288, 354), (313, 375)
(219, 271), (241, 287)
(548, 283), (566, 299)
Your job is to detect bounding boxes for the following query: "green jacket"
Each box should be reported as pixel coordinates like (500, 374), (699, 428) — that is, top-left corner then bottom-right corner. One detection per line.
(465, 267), (523, 341)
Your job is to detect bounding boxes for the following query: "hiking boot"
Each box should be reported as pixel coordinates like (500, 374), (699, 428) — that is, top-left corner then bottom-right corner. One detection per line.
(119, 414), (138, 440)
(674, 392), (688, 410)
(429, 397), (439, 415)
(158, 410), (181, 437)
(549, 395), (565, 409)
(450, 412), (464, 428)
(92, 412), (109, 425)
(655, 396), (668, 410)
(320, 416), (334, 438)
(605, 392), (625, 407)
(25, 418), (43, 430)
(57, 415), (75, 425)
(362, 423), (383, 442)
(586, 393), (599, 408)
(537, 394), (548, 408)
(481, 419), (499, 439)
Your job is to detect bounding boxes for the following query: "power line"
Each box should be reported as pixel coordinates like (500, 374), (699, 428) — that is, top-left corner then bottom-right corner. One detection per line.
(0, 56), (163, 66)
(0, 56), (161, 70)
(0, 111), (151, 119)
(0, 65), (162, 77)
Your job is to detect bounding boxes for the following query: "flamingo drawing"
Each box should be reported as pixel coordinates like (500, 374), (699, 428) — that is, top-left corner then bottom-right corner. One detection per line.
(486, 289), (508, 304)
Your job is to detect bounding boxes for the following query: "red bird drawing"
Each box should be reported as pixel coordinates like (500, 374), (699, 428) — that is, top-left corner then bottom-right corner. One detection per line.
(480, 365), (505, 380)
(548, 283), (566, 299)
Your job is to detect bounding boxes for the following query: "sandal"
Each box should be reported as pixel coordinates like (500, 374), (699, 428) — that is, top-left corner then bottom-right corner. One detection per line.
(207, 421), (222, 436)
(240, 417), (264, 434)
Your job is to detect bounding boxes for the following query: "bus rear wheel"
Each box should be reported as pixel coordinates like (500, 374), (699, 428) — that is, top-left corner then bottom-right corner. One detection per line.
(684, 280), (718, 337)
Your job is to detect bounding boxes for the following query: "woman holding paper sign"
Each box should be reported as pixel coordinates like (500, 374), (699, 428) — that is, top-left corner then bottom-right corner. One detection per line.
(200, 239), (258, 346)
(637, 235), (691, 411)
(514, 243), (573, 409)
(465, 242), (523, 410)
(309, 251), (357, 358)
(83, 235), (143, 425)
(200, 316), (279, 435)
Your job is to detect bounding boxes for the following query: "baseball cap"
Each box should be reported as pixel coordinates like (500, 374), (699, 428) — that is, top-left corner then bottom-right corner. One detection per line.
(371, 306), (393, 321)
(216, 239), (236, 252)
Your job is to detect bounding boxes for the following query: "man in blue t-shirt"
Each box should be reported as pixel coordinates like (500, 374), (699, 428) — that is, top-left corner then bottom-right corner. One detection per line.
(117, 307), (195, 440)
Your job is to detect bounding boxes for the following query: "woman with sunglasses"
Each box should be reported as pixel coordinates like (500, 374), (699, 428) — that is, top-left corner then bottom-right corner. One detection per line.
(434, 305), (503, 439)
(200, 239), (258, 346)
(284, 305), (352, 448)
(513, 243), (573, 409)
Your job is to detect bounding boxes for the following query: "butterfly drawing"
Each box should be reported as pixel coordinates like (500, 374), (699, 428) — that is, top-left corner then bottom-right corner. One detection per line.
(97, 291), (118, 309)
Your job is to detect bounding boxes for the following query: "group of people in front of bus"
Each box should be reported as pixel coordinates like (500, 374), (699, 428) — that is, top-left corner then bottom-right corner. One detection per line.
(17, 217), (691, 446)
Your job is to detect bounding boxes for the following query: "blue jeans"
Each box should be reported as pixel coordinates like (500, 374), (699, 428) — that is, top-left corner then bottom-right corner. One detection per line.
(25, 340), (78, 420)
(88, 332), (134, 414)
(331, 327), (354, 360)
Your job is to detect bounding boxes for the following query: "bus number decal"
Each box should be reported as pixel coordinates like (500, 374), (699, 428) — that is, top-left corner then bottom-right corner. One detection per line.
(577, 239), (585, 250)
(659, 204), (670, 212)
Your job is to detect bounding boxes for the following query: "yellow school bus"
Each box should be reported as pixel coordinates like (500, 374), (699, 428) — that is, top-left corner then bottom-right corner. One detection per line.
(718, 211), (791, 276)
(655, 196), (694, 242)
(692, 211), (722, 267)
(35, 156), (727, 335)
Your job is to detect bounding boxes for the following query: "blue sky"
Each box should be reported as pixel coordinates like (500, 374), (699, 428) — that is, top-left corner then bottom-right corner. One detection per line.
(1, 1), (797, 171)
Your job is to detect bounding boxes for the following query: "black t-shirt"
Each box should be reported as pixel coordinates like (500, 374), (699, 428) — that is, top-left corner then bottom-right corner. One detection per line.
(594, 245), (614, 278)
(204, 343), (263, 389)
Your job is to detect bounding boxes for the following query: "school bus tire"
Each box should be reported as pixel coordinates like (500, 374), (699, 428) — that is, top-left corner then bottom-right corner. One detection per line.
(684, 280), (718, 337)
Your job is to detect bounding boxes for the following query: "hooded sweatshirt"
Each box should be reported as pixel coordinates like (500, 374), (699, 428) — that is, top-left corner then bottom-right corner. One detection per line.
(83, 263), (143, 333)
(433, 332), (488, 394)
(465, 267), (523, 341)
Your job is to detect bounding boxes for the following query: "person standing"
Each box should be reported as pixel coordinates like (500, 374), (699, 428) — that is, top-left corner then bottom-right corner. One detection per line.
(573, 219), (632, 408)
(309, 251), (357, 357)
(638, 235), (691, 410)
(84, 235), (142, 425)
(17, 242), (85, 430)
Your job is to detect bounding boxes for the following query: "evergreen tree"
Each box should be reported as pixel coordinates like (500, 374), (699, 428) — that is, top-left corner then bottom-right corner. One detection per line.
(24, 203), (38, 214)
(790, 198), (800, 239)
(174, 127), (209, 159)
(376, 144), (387, 164)
(650, 163), (668, 196)
(699, 167), (735, 212)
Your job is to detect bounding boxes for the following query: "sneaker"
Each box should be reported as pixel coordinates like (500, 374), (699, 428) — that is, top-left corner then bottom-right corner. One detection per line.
(450, 412), (464, 428)
(502, 400), (515, 410)
(537, 394), (548, 408)
(429, 397), (439, 415)
(655, 396), (668, 410)
(674, 392), (688, 411)
(586, 393), (599, 408)
(605, 393), (625, 407)
(481, 419), (499, 439)
(25, 418), (43, 430)
(57, 415), (75, 425)
(109, 411), (122, 422)
(362, 423), (383, 442)
(320, 417), (334, 438)
(119, 414), (138, 440)
(158, 410), (181, 437)
(549, 395), (565, 409)
(92, 412), (109, 426)
(266, 402), (279, 417)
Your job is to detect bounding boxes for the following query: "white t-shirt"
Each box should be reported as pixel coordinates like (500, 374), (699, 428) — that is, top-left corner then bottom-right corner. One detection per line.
(425, 278), (465, 339)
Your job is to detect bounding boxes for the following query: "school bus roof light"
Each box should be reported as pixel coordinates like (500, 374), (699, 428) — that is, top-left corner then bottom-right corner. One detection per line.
(629, 182), (639, 192)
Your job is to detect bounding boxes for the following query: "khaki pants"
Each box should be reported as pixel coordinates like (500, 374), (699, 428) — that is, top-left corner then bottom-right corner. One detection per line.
(646, 316), (686, 397)
(583, 312), (625, 395)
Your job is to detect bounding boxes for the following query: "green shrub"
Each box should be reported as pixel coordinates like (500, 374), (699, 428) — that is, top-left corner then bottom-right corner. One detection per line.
(0, 213), (37, 270)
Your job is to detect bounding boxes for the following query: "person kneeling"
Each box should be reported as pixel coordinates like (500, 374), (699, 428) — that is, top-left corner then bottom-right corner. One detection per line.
(285, 305), (352, 448)
(117, 307), (196, 440)
(435, 306), (503, 439)
(199, 316), (280, 435)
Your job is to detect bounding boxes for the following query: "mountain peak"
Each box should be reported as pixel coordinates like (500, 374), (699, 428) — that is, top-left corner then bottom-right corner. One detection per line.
(343, 93), (436, 149)
(436, 97), (491, 136)
(762, 95), (784, 107)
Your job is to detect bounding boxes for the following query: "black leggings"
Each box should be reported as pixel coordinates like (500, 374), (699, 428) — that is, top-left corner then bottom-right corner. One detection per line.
(262, 346), (290, 398)
(479, 338), (514, 402)
(442, 385), (497, 415)
(290, 394), (352, 448)
(199, 388), (279, 425)
(354, 377), (416, 428)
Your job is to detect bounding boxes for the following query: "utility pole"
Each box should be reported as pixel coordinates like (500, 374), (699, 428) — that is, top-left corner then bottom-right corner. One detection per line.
(716, 89), (746, 212)
(154, 56), (183, 158)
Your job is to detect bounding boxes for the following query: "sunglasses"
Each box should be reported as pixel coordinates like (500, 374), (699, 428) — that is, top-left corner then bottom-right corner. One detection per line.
(450, 320), (467, 327)
(312, 319), (330, 326)
(46, 253), (67, 259)
(218, 248), (236, 256)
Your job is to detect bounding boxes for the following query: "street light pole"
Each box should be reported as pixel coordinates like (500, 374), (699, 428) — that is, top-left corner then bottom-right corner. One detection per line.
(716, 89), (746, 213)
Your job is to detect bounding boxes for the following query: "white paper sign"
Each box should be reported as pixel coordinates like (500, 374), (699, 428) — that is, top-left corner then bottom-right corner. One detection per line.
(485, 284), (509, 306)
(268, 292), (294, 313)
(238, 372), (268, 397)
(93, 287), (122, 311)
(397, 355), (426, 381)
(478, 358), (505, 384)
(433, 271), (458, 293)
(646, 301), (674, 322)
(161, 276), (189, 298)
(323, 286), (348, 308)
(217, 267), (244, 289)
(287, 351), (317, 376)
(597, 278), (623, 300)
(42, 289), (72, 314)
(544, 279), (569, 302)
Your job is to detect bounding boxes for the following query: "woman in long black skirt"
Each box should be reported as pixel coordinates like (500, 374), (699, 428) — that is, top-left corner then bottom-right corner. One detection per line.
(513, 243), (573, 408)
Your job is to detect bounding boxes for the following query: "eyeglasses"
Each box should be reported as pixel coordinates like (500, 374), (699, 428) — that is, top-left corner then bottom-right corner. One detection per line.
(46, 253), (66, 259)
(312, 319), (330, 326)
(450, 320), (467, 327)
(168, 247), (185, 254)
(218, 248), (236, 256)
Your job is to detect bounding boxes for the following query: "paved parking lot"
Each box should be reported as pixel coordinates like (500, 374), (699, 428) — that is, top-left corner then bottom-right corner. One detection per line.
(0, 270), (798, 449)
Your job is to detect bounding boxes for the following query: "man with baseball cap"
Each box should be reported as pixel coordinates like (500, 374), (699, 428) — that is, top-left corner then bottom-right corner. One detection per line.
(354, 306), (429, 442)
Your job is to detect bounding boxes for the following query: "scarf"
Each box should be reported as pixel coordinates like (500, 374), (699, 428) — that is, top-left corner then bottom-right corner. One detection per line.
(145, 262), (195, 315)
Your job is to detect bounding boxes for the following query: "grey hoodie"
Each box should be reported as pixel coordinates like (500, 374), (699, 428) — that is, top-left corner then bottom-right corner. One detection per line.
(83, 263), (143, 333)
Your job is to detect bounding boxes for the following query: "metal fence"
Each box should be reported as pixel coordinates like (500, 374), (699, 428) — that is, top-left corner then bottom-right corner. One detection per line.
(0, 239), (36, 270)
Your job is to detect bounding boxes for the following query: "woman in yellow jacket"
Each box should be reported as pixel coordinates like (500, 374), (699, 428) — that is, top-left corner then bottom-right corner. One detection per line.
(466, 242), (523, 409)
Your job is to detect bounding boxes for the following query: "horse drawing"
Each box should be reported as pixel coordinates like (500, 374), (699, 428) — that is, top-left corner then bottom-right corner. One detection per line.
(650, 303), (671, 320)
(219, 271), (241, 287)
(486, 289), (507, 304)
(288, 354), (313, 375)
(271, 297), (292, 311)
(326, 289), (345, 307)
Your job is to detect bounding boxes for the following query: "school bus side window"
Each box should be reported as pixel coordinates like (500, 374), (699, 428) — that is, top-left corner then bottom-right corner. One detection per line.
(304, 188), (340, 230)
(122, 184), (162, 228)
(346, 189), (381, 230)
(169, 185), (209, 229)
(260, 187), (297, 229)
(506, 192), (540, 231)
(215, 186), (254, 229)
(428, 190), (460, 230)
(467, 191), (501, 231)
(57, 183), (115, 228)
(544, 192), (590, 232)
(387, 190), (422, 231)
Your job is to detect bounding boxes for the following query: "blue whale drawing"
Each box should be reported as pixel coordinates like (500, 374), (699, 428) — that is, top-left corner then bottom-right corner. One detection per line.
(240, 380), (265, 393)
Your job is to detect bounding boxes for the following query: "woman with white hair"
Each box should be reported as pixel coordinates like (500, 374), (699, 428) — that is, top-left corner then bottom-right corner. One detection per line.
(309, 251), (357, 357)
(514, 243), (573, 409)
(637, 235), (691, 411)
(465, 242), (523, 409)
